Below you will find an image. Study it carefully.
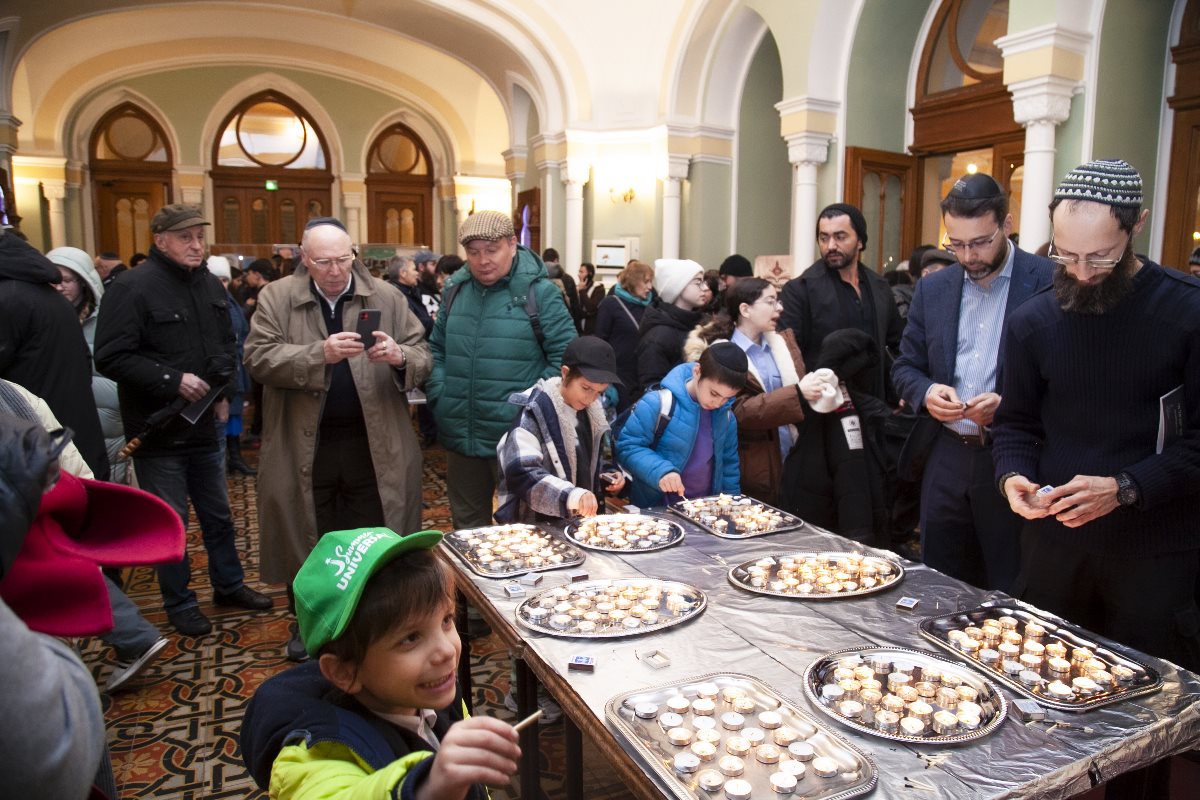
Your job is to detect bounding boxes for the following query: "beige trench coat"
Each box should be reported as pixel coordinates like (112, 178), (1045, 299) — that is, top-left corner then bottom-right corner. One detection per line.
(244, 261), (432, 585)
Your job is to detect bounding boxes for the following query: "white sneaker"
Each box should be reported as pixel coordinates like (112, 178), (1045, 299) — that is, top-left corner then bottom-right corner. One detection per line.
(502, 690), (563, 725)
(105, 637), (169, 693)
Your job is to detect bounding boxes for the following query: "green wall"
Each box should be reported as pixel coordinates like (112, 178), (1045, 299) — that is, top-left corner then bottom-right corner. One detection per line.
(682, 160), (732, 268)
(845, 0), (928, 153)
(735, 32), (790, 260)
(1090, 0), (1172, 252)
(72, 66), (409, 171)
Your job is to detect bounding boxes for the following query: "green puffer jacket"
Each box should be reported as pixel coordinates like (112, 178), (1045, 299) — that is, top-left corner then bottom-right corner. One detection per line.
(427, 246), (577, 457)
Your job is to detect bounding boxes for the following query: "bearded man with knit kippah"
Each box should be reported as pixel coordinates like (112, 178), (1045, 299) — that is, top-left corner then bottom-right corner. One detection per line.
(993, 159), (1200, 674)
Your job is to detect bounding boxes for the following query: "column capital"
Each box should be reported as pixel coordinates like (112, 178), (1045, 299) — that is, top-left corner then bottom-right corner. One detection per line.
(1007, 74), (1076, 127)
(41, 178), (67, 201)
(561, 158), (589, 186)
(783, 131), (832, 166)
(502, 146), (528, 183)
(666, 154), (690, 182)
(342, 191), (363, 210)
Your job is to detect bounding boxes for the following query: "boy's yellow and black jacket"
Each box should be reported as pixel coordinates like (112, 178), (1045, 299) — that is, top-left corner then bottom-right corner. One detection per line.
(240, 662), (487, 800)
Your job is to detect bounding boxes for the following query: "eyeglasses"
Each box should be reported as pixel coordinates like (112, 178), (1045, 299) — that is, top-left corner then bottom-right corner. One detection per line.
(308, 255), (354, 269)
(1046, 239), (1125, 270)
(754, 296), (782, 307)
(941, 227), (1001, 256)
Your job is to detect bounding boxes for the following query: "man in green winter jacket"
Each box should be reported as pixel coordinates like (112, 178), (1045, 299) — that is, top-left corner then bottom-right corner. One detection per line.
(427, 211), (577, 528)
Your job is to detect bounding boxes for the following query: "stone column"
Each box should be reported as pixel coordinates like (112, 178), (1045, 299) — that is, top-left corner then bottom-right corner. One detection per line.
(503, 146), (527, 212)
(42, 179), (67, 249)
(562, 159), (587, 271)
(343, 191), (363, 243)
(997, 26), (1089, 250)
(784, 132), (831, 272)
(1007, 76), (1074, 249)
(0, 114), (19, 224)
(661, 155), (690, 260)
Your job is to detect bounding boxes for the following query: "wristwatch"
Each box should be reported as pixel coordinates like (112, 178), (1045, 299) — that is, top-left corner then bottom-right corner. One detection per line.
(1114, 472), (1140, 507)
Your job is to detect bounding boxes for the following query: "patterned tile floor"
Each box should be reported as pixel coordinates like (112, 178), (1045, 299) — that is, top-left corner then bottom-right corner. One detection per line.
(81, 444), (628, 799)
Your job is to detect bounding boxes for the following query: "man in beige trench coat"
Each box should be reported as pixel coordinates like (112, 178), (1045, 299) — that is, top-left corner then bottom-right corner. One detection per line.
(244, 217), (431, 660)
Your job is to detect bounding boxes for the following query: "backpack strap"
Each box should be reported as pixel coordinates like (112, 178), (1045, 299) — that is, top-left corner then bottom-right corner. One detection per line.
(649, 388), (674, 450)
(523, 288), (546, 350)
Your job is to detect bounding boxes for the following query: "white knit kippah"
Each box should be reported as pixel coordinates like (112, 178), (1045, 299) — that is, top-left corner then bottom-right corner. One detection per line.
(1053, 159), (1143, 208)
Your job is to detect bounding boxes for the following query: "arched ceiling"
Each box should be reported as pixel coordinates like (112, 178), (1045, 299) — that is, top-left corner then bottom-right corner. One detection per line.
(5, 0), (587, 171)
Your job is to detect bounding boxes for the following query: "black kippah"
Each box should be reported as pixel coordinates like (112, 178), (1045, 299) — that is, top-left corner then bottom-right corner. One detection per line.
(709, 341), (748, 373)
(948, 173), (1003, 200)
(304, 216), (349, 233)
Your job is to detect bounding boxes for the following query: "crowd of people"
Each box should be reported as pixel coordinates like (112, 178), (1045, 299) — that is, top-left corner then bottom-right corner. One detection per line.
(1, 156), (1198, 800)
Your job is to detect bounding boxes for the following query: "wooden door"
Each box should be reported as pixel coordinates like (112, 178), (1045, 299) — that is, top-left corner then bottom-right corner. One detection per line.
(844, 146), (920, 271)
(94, 178), (168, 262)
(515, 187), (541, 254)
(366, 185), (431, 246)
(211, 170), (332, 259)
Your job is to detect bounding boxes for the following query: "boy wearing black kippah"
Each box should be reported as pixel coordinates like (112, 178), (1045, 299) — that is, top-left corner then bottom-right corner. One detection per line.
(616, 342), (746, 506)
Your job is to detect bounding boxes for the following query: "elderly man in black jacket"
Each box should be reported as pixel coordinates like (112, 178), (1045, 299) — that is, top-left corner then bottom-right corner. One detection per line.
(95, 204), (270, 637)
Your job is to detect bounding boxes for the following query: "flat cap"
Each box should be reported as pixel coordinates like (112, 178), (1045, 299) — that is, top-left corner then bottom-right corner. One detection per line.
(151, 203), (209, 233)
(458, 210), (515, 245)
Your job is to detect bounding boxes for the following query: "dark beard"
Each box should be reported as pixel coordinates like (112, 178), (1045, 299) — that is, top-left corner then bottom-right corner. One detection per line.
(1053, 246), (1138, 315)
(964, 240), (1007, 282)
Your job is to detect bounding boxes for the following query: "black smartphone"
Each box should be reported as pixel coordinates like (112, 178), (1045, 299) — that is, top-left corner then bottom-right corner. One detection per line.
(355, 309), (381, 344)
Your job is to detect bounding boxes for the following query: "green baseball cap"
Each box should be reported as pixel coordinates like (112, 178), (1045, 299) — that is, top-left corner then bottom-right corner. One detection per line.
(294, 527), (444, 655)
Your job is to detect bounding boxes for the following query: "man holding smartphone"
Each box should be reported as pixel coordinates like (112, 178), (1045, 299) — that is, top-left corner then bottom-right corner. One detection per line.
(244, 217), (431, 661)
(892, 174), (1052, 592)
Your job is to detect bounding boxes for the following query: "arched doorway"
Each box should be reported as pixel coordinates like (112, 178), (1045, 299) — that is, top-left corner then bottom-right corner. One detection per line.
(89, 102), (173, 262)
(844, 0), (1024, 264)
(365, 123), (434, 246)
(210, 92), (333, 260)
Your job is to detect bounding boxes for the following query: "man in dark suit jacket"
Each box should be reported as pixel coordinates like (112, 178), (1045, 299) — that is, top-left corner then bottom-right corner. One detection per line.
(779, 203), (904, 404)
(892, 174), (1053, 591)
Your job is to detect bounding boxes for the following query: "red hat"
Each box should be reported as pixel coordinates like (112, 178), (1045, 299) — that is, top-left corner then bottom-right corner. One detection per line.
(0, 473), (185, 636)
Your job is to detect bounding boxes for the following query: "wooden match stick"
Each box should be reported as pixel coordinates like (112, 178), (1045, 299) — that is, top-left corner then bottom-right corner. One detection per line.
(513, 709), (543, 731)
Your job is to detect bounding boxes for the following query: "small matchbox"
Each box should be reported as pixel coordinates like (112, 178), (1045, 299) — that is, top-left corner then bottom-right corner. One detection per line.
(639, 649), (671, 669)
(504, 583), (526, 599)
(895, 596), (920, 611)
(566, 569), (590, 583)
(568, 655), (596, 672)
(519, 573), (544, 587)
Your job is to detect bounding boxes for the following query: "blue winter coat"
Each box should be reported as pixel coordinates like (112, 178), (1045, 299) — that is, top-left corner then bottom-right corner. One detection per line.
(616, 362), (740, 507)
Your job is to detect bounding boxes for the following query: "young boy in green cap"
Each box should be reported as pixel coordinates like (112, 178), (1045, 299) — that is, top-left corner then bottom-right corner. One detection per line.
(240, 528), (520, 800)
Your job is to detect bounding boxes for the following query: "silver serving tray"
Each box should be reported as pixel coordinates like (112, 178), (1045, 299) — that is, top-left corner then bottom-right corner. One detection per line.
(606, 672), (877, 800)
(667, 494), (804, 538)
(442, 523), (584, 579)
(563, 513), (685, 553)
(728, 551), (904, 600)
(804, 646), (1007, 745)
(514, 578), (706, 639)
(918, 602), (1163, 712)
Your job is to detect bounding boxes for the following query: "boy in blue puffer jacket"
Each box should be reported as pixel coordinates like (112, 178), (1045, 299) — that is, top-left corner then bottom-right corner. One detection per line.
(617, 342), (747, 507)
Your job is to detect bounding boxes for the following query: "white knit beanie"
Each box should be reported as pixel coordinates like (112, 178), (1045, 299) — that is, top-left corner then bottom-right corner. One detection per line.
(206, 255), (232, 281)
(653, 259), (703, 304)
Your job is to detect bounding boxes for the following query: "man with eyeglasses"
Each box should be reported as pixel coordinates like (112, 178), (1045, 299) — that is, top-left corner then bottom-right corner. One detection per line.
(992, 159), (1200, 676)
(95, 203), (273, 637)
(244, 217), (431, 661)
(892, 174), (1052, 592)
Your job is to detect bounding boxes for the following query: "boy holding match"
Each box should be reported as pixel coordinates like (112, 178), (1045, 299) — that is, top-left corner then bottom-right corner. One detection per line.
(240, 528), (523, 800)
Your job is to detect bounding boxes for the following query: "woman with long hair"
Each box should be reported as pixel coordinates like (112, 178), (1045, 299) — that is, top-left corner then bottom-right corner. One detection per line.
(594, 259), (654, 411)
(576, 261), (607, 334)
(683, 277), (821, 505)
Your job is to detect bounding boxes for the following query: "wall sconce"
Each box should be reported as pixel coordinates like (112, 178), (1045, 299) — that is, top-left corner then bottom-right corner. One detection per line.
(610, 187), (636, 204)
